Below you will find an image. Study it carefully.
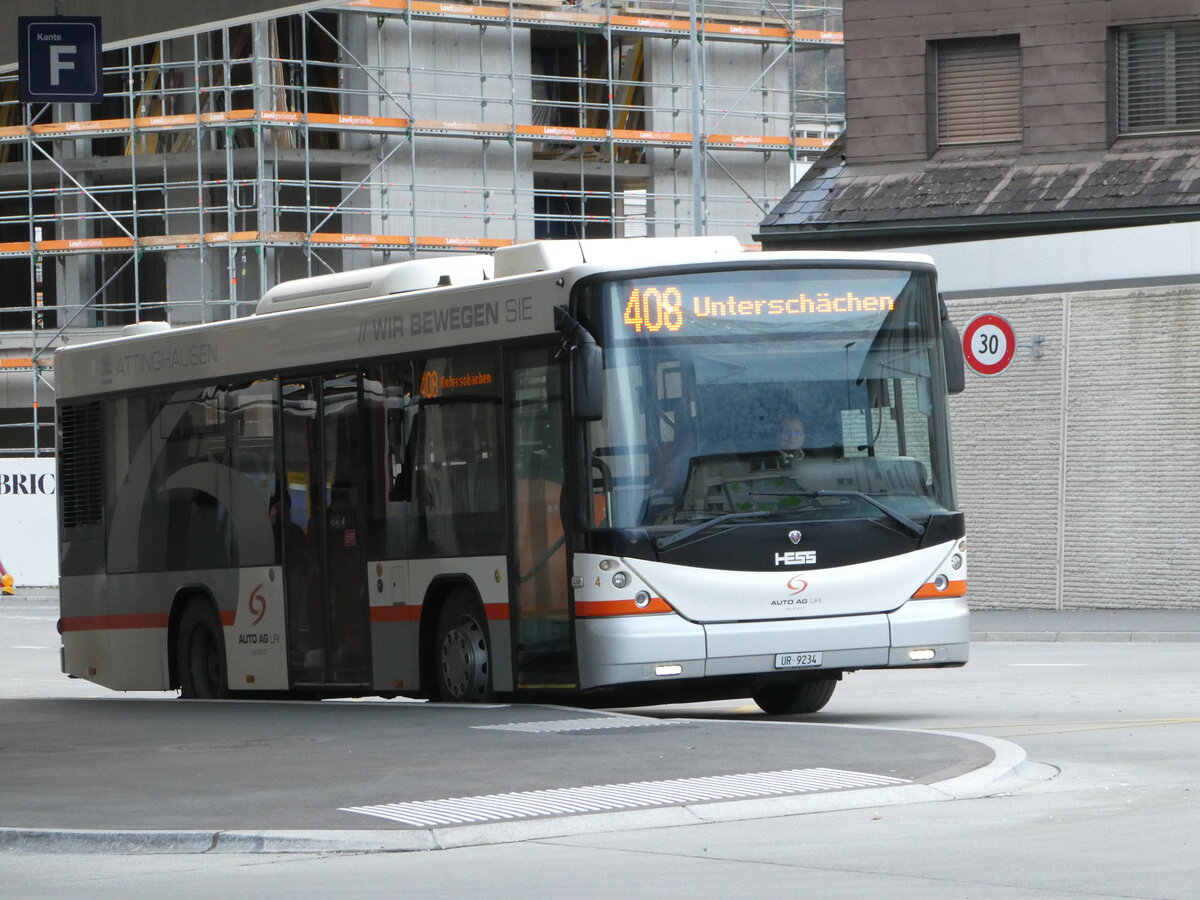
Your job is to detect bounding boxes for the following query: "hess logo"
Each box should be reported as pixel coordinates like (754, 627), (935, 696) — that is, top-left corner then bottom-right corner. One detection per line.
(774, 550), (816, 566)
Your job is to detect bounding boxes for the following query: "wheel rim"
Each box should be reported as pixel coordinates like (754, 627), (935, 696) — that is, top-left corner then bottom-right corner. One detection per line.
(439, 615), (488, 700)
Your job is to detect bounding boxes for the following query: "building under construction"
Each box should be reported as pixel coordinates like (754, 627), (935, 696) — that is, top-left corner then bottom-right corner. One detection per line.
(0, 0), (843, 455)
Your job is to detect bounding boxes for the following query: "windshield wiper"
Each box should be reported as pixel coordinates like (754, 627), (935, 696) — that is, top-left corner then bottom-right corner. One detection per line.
(656, 510), (769, 550)
(752, 489), (925, 537)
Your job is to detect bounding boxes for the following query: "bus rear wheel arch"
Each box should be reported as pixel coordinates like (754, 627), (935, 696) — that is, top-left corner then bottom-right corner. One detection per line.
(175, 597), (230, 700)
(752, 673), (839, 715)
(431, 587), (494, 703)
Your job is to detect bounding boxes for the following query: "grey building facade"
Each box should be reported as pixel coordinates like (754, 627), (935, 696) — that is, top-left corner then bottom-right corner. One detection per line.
(759, 0), (1200, 610)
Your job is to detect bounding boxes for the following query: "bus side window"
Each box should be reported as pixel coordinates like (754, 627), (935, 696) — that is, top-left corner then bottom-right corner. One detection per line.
(412, 352), (504, 557)
(366, 364), (419, 561)
(388, 393), (418, 503)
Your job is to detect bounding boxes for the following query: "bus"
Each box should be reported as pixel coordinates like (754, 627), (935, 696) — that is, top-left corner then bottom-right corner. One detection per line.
(55, 236), (968, 713)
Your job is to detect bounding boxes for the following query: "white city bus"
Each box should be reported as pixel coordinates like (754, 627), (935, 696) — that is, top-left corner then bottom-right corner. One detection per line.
(55, 237), (968, 713)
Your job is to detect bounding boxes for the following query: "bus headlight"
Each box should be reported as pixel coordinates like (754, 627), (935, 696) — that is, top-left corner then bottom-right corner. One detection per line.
(950, 554), (963, 570)
(611, 571), (630, 589)
(634, 591), (651, 608)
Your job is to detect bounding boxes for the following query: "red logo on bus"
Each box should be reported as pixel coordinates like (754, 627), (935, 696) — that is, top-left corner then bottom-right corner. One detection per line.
(787, 575), (809, 596)
(249, 584), (267, 625)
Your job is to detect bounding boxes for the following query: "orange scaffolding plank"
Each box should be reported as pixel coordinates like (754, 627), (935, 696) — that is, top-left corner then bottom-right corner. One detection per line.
(309, 112), (410, 130)
(1, 108), (833, 155)
(344, 0), (843, 44)
(0, 109), (259, 142)
(419, 235), (513, 249)
(38, 237), (136, 252)
(309, 231), (414, 248)
(0, 231), (513, 258)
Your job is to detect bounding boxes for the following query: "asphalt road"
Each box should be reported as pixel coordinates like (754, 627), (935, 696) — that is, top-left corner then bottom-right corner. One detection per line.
(0, 597), (1007, 847)
(4, 597), (1200, 899)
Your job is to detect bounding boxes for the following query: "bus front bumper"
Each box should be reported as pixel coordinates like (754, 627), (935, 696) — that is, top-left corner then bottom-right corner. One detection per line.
(574, 596), (969, 690)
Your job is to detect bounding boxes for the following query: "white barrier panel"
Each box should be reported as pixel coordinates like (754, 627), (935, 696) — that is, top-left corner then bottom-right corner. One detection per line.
(0, 458), (59, 588)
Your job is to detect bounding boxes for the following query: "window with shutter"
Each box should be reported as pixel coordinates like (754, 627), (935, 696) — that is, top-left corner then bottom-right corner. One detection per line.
(933, 36), (1022, 148)
(1117, 24), (1200, 135)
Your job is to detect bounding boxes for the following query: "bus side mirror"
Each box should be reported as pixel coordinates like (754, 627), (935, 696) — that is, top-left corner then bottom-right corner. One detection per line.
(571, 340), (604, 421)
(556, 306), (604, 420)
(939, 296), (965, 395)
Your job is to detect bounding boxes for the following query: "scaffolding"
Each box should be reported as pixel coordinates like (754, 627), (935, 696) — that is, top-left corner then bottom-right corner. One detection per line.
(0, 0), (843, 455)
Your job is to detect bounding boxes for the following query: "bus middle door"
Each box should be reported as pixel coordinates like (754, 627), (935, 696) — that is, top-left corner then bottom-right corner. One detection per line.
(281, 373), (372, 689)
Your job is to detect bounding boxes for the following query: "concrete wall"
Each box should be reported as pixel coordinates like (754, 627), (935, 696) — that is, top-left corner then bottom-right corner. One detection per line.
(365, 18), (536, 247)
(910, 221), (1200, 610)
(644, 35), (797, 242)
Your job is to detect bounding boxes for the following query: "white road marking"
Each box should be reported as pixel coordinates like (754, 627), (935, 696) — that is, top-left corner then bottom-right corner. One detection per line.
(342, 767), (911, 827)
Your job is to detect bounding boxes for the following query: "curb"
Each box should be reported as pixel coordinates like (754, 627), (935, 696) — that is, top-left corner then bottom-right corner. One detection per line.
(971, 631), (1200, 643)
(0, 727), (1041, 856)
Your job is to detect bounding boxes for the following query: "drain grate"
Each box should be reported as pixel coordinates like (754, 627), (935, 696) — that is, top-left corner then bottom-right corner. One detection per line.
(341, 767), (910, 827)
(472, 717), (687, 734)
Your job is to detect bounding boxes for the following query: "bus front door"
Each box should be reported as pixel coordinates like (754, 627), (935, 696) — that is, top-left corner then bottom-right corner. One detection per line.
(509, 348), (575, 691)
(281, 374), (372, 689)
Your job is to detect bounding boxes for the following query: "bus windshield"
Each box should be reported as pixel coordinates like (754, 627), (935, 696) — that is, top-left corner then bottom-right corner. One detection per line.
(581, 265), (955, 534)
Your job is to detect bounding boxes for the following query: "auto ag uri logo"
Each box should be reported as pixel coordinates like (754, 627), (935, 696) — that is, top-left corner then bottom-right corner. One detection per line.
(248, 584), (267, 626)
(771, 573), (819, 608)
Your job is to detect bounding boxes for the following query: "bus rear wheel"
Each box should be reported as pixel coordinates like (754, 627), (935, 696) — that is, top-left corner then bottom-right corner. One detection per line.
(752, 675), (837, 715)
(434, 591), (493, 702)
(177, 601), (230, 699)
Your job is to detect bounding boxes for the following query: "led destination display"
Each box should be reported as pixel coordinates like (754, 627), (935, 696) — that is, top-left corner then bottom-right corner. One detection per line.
(621, 286), (897, 333)
(607, 268), (914, 337)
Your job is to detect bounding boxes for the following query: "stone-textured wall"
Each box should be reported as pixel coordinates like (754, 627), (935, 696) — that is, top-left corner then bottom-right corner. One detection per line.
(946, 285), (1200, 609)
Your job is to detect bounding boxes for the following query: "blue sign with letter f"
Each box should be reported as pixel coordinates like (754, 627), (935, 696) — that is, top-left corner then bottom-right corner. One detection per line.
(18, 17), (103, 104)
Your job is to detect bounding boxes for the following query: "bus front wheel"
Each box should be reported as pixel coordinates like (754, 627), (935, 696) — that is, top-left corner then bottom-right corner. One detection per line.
(752, 675), (837, 715)
(434, 591), (493, 702)
(177, 601), (230, 699)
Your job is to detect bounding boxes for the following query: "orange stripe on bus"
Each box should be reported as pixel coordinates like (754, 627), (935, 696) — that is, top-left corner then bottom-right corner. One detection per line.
(371, 604), (509, 623)
(911, 579), (968, 599)
(60, 613), (170, 632)
(370, 606), (422, 623)
(575, 598), (673, 617)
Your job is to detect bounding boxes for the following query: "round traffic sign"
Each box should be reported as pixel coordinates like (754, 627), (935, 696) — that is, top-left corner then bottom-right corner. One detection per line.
(962, 313), (1016, 376)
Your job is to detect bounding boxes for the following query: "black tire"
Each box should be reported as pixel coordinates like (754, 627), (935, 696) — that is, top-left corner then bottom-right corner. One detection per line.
(433, 589), (493, 702)
(176, 600), (230, 699)
(752, 675), (837, 715)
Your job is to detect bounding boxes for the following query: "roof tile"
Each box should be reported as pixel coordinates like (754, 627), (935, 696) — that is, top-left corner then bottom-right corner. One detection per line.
(762, 136), (1200, 233)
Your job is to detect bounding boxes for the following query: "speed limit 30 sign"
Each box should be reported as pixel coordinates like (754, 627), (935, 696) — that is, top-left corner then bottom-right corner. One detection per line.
(962, 313), (1016, 376)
